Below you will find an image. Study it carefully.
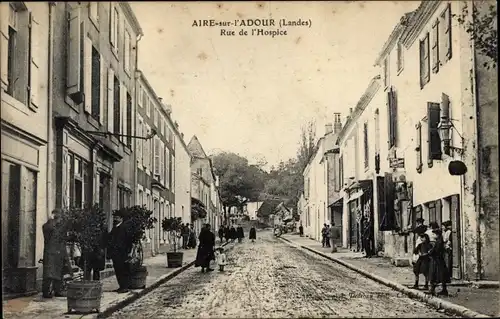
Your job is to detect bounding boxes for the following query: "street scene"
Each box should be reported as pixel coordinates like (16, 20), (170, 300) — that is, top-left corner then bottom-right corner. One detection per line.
(111, 231), (452, 319)
(1, 1), (498, 319)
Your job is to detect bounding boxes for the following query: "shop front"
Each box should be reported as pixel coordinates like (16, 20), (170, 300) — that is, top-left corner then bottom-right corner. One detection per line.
(345, 180), (373, 253)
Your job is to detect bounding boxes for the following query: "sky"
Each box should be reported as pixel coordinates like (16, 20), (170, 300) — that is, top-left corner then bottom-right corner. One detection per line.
(131, 1), (420, 169)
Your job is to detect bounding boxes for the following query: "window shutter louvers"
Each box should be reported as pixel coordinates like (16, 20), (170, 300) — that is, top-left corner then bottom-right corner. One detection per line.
(29, 13), (40, 109)
(67, 6), (82, 98)
(83, 36), (92, 113)
(160, 142), (165, 183)
(432, 20), (440, 73)
(416, 123), (423, 173)
(427, 102), (442, 167)
(444, 4), (452, 61)
(154, 137), (160, 176)
(107, 68), (114, 132)
(169, 152), (173, 189)
(0, 3), (9, 90)
(120, 82), (127, 142)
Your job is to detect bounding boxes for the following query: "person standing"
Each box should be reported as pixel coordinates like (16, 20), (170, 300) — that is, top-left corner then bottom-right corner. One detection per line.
(442, 220), (453, 283)
(329, 223), (340, 253)
(321, 224), (328, 247)
(107, 212), (133, 293)
(249, 226), (257, 243)
(224, 225), (231, 243)
(427, 227), (449, 296)
(188, 224), (197, 249)
(362, 216), (374, 257)
(181, 224), (190, 249)
(299, 222), (304, 237)
(195, 224), (216, 273)
(229, 225), (237, 242)
(412, 232), (431, 290)
(218, 226), (225, 244)
(42, 209), (72, 298)
(236, 224), (244, 243)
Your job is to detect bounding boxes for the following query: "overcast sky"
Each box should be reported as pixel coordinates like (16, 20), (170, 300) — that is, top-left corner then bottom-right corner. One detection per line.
(131, 1), (419, 169)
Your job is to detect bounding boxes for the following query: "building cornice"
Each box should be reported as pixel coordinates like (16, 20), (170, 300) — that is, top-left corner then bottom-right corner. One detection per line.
(337, 75), (381, 144)
(120, 2), (144, 37)
(374, 13), (414, 66)
(401, 1), (442, 48)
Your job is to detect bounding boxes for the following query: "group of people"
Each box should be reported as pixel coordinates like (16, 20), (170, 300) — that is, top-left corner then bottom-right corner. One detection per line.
(412, 218), (453, 296)
(321, 223), (341, 253)
(180, 223), (197, 249)
(194, 223), (230, 273)
(217, 224), (257, 243)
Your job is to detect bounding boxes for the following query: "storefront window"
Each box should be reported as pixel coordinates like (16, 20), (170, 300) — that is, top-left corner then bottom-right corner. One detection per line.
(70, 155), (91, 208)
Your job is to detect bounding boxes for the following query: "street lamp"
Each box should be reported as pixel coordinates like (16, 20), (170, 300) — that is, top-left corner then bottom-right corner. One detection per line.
(437, 119), (463, 155)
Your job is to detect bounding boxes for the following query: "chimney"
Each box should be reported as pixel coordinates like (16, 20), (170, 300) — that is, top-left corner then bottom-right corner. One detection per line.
(349, 108), (353, 115)
(325, 123), (333, 135)
(174, 121), (179, 128)
(181, 132), (184, 139)
(333, 113), (342, 134)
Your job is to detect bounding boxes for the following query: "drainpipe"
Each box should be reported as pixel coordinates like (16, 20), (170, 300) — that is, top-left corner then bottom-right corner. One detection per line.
(46, 2), (55, 219)
(470, 25), (483, 281)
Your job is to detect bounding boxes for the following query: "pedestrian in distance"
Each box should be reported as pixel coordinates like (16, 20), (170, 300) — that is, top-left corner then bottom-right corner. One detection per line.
(224, 225), (231, 243)
(188, 224), (197, 249)
(195, 224), (216, 273)
(362, 216), (374, 257)
(229, 225), (237, 242)
(42, 209), (73, 298)
(299, 223), (304, 237)
(236, 224), (244, 243)
(215, 247), (227, 272)
(321, 224), (328, 247)
(181, 223), (190, 249)
(329, 223), (340, 253)
(412, 232), (431, 290)
(218, 226), (225, 244)
(249, 226), (257, 243)
(442, 220), (453, 284)
(107, 211), (133, 293)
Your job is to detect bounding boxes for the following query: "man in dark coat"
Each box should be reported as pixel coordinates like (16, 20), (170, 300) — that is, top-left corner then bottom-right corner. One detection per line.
(181, 224), (190, 249)
(108, 212), (133, 293)
(218, 226), (225, 244)
(249, 226), (257, 243)
(224, 225), (231, 243)
(236, 225), (244, 243)
(229, 225), (237, 242)
(195, 224), (216, 272)
(42, 209), (72, 298)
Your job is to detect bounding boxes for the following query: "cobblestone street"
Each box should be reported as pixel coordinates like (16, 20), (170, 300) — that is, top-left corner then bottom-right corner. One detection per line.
(111, 231), (455, 318)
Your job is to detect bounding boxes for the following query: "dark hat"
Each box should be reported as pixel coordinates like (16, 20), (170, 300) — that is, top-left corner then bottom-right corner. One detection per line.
(429, 222), (440, 229)
(416, 218), (425, 223)
(442, 220), (452, 227)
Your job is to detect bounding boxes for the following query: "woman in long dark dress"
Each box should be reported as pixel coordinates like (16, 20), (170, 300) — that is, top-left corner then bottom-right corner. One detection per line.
(195, 224), (216, 273)
(224, 226), (231, 243)
(236, 225), (244, 243)
(427, 228), (449, 296)
(249, 227), (257, 243)
(229, 225), (237, 242)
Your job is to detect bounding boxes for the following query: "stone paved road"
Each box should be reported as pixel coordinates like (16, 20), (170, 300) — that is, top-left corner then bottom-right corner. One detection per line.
(111, 231), (455, 318)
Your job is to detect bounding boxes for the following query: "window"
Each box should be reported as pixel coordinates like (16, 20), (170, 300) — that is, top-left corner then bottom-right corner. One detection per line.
(154, 137), (160, 176)
(153, 107), (158, 128)
(160, 140), (165, 183)
(383, 57), (389, 89)
(138, 85), (143, 108)
(98, 174), (109, 209)
(432, 20), (440, 73)
(126, 92), (132, 147)
(110, 5), (119, 51)
(89, 2), (99, 27)
(91, 47), (101, 120)
(137, 117), (143, 167)
(396, 42), (404, 73)
(113, 76), (120, 134)
(70, 155), (91, 208)
(427, 102), (442, 166)
(106, 68), (114, 133)
(124, 29), (131, 74)
(6, 4), (18, 95)
(415, 122), (423, 173)
(165, 147), (171, 188)
(147, 99), (152, 117)
(419, 33), (430, 88)
(363, 122), (369, 169)
(441, 3), (452, 62)
(387, 89), (398, 149)
(118, 187), (131, 209)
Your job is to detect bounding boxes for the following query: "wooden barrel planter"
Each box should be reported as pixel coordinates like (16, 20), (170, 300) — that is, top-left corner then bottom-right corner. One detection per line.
(166, 252), (184, 268)
(129, 266), (148, 289)
(67, 281), (102, 314)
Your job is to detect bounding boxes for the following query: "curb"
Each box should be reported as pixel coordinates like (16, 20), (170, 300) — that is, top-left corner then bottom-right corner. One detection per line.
(279, 237), (491, 319)
(92, 241), (234, 319)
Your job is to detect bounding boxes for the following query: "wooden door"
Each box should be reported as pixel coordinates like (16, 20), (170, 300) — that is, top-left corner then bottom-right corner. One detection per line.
(450, 195), (462, 279)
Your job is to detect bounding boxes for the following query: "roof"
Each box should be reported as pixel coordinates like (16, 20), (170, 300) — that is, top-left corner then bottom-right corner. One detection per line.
(120, 2), (144, 37)
(256, 200), (282, 217)
(187, 135), (208, 159)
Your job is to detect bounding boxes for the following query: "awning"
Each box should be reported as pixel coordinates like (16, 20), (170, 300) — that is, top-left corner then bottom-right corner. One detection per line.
(328, 197), (343, 208)
(347, 179), (373, 203)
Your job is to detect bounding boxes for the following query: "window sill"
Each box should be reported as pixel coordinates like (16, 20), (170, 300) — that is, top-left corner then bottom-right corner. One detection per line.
(124, 147), (131, 155)
(397, 67), (404, 76)
(87, 115), (100, 130)
(2, 92), (31, 116)
(110, 135), (120, 146)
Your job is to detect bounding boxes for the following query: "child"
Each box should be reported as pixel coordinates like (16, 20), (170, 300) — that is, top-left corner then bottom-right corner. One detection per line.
(412, 232), (431, 290)
(215, 247), (227, 272)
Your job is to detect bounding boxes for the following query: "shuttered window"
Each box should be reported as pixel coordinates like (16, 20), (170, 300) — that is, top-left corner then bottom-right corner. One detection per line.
(126, 92), (132, 147)
(83, 36), (92, 114)
(138, 85), (143, 107)
(136, 118), (143, 167)
(66, 5), (83, 103)
(113, 76), (120, 134)
(378, 174), (397, 231)
(416, 122), (423, 173)
(363, 122), (369, 169)
(107, 68), (114, 132)
(154, 137), (160, 176)
(165, 147), (171, 188)
(91, 47), (100, 120)
(432, 20), (440, 73)
(387, 89), (397, 148)
(28, 12), (39, 109)
(427, 102), (442, 167)
(419, 33), (430, 88)
(442, 3), (452, 61)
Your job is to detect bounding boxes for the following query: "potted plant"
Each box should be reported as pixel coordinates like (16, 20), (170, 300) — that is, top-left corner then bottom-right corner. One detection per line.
(57, 204), (107, 314)
(115, 205), (157, 289)
(162, 217), (184, 268)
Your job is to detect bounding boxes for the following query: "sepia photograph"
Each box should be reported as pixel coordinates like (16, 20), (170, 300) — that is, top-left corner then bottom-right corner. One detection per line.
(1, 1), (498, 318)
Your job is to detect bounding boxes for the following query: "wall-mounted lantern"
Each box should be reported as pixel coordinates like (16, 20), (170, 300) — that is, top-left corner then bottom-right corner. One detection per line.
(437, 93), (463, 155)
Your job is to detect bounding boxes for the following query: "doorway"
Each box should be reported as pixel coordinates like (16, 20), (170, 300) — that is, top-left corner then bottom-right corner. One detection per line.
(445, 194), (462, 280)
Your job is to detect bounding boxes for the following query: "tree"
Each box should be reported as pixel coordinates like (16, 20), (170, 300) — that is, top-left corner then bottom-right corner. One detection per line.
(297, 120), (317, 172)
(211, 152), (266, 223)
(454, 1), (497, 69)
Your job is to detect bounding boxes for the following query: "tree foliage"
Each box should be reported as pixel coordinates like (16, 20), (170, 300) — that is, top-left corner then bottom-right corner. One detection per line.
(454, 1), (497, 69)
(114, 205), (157, 244)
(162, 217), (183, 252)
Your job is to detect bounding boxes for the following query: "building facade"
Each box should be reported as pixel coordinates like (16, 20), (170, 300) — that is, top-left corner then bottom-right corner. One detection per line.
(246, 201), (264, 220)
(1, 1), (51, 295)
(135, 71), (177, 257)
(173, 129), (192, 225)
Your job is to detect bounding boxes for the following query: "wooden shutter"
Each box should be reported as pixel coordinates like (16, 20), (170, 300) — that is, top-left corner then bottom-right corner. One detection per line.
(136, 118), (142, 164)
(0, 3), (9, 89)
(137, 85), (142, 107)
(416, 122), (423, 173)
(109, 3), (115, 47)
(67, 5), (82, 98)
(444, 3), (452, 61)
(83, 37), (92, 113)
(160, 141), (165, 183)
(419, 33), (430, 88)
(154, 137), (160, 176)
(29, 13), (39, 109)
(98, 54), (105, 124)
(169, 152), (173, 189)
(120, 83), (127, 142)
(378, 174), (396, 231)
(387, 89), (397, 149)
(432, 20), (440, 73)
(427, 102), (442, 167)
(107, 68), (114, 133)
(94, 171), (100, 204)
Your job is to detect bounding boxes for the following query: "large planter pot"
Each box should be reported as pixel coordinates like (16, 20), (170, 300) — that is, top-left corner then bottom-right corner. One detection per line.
(67, 280), (102, 314)
(166, 252), (184, 268)
(129, 266), (148, 289)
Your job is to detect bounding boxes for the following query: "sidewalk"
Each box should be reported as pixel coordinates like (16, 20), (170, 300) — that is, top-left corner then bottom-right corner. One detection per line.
(281, 234), (499, 318)
(3, 240), (231, 319)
